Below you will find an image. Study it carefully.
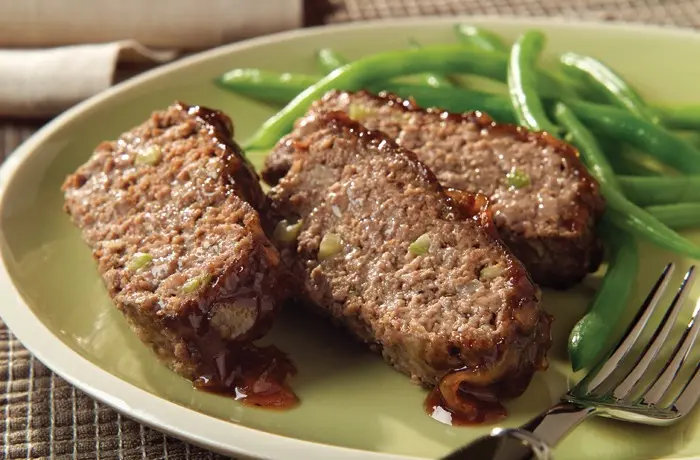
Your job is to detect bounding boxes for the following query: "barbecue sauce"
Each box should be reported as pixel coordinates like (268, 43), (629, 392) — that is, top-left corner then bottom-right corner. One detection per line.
(424, 386), (507, 426)
(194, 344), (299, 409)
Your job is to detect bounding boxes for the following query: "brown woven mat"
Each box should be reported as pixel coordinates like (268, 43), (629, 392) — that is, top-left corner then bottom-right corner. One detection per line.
(1, 1), (699, 458)
(321, 0), (700, 28)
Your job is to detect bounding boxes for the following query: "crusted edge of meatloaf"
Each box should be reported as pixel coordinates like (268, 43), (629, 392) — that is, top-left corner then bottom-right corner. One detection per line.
(262, 90), (606, 289)
(61, 102), (290, 384)
(267, 110), (552, 396)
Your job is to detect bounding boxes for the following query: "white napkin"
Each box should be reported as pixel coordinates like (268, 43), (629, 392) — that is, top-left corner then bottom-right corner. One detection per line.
(0, 0), (303, 118)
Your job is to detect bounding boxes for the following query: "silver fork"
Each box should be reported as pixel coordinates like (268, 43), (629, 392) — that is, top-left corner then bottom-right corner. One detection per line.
(441, 262), (700, 460)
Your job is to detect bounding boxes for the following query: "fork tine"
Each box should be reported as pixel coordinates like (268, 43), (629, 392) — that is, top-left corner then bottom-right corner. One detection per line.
(582, 263), (675, 394)
(613, 266), (696, 400)
(672, 361), (700, 415)
(643, 298), (700, 406)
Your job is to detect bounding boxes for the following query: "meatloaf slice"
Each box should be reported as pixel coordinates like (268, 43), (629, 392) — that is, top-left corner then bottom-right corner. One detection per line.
(62, 102), (295, 406)
(262, 90), (605, 289)
(266, 111), (552, 418)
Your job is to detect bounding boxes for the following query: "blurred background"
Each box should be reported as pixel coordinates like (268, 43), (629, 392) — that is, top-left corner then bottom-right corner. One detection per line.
(1, 0), (699, 119)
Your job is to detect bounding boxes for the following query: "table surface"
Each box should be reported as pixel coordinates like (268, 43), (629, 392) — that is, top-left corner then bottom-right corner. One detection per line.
(2, 0), (700, 458)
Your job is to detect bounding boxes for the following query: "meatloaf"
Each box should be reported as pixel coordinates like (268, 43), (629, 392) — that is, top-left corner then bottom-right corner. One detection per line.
(262, 90), (605, 289)
(266, 111), (552, 416)
(62, 102), (294, 404)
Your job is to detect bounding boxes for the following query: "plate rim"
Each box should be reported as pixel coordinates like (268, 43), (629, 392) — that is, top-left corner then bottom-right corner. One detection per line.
(1, 15), (699, 460)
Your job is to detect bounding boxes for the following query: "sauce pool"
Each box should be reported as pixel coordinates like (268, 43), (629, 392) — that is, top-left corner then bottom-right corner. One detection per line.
(194, 344), (299, 409)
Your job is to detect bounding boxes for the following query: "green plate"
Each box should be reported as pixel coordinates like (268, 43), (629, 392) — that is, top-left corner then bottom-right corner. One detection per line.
(1, 17), (700, 460)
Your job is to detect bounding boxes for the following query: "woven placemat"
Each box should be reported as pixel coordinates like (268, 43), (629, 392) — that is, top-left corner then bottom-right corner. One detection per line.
(1, 1), (699, 459)
(324, 0), (700, 28)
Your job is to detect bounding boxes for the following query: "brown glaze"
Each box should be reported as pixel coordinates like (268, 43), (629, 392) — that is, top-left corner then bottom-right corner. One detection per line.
(176, 102), (267, 212)
(444, 189), (500, 241)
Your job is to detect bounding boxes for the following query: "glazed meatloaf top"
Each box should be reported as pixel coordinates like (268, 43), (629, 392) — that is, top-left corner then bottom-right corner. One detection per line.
(267, 111), (551, 396)
(62, 102), (285, 347)
(263, 90), (606, 289)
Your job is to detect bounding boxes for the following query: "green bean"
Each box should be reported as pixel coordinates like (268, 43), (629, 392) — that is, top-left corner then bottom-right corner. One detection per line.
(408, 39), (454, 88)
(217, 62), (567, 106)
(457, 28), (700, 129)
(606, 147), (675, 177)
(453, 24), (586, 100)
(453, 24), (508, 53)
(245, 46), (520, 149)
(645, 204), (700, 231)
(555, 103), (638, 371)
(565, 99), (700, 174)
(426, 28), (576, 98)
(317, 48), (348, 73)
(217, 68), (318, 104)
(605, 189), (700, 258)
(568, 217), (639, 371)
(217, 69), (510, 118)
(564, 106), (685, 176)
(378, 83), (517, 123)
(507, 30), (559, 134)
(652, 103), (700, 131)
(560, 52), (659, 124)
(556, 105), (619, 189)
(596, 137), (652, 177)
(555, 102), (700, 259)
(619, 176), (700, 206)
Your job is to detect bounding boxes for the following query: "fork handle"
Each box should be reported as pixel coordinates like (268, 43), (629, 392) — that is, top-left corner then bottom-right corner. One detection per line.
(521, 402), (597, 447)
(440, 402), (596, 460)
